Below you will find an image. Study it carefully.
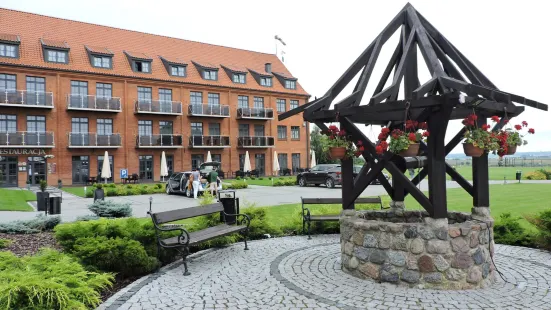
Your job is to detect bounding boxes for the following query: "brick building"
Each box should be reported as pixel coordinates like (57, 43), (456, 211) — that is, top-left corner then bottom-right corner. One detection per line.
(0, 8), (309, 187)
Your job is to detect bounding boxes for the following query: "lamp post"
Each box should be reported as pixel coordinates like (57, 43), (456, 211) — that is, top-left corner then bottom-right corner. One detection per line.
(149, 196), (153, 213)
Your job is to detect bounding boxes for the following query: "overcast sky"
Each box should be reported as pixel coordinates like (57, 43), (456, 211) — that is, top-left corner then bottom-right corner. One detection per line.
(3, 0), (549, 154)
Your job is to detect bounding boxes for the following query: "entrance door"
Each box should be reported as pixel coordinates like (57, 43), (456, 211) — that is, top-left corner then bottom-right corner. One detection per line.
(255, 154), (265, 176)
(0, 156), (17, 187)
(139, 155), (153, 181)
(72, 156), (89, 184)
(27, 156), (47, 185)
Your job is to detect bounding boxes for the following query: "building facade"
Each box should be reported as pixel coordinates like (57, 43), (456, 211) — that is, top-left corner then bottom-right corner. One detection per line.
(0, 9), (309, 187)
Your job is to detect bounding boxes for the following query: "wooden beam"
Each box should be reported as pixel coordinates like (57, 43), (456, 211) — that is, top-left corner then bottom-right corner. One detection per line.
(472, 114), (490, 207)
(348, 154), (390, 207)
(341, 157), (355, 210)
(412, 77), (437, 99)
(386, 161), (434, 215)
(446, 164), (474, 196)
(403, 22), (419, 100)
(372, 31), (404, 103)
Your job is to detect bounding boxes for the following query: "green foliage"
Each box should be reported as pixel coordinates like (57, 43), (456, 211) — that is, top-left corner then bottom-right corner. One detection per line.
(0, 215), (61, 234)
(0, 238), (12, 249)
(71, 236), (159, 277)
(95, 183), (103, 190)
(39, 180), (47, 192)
(88, 200), (133, 218)
(258, 177), (264, 180)
(84, 183), (166, 198)
(75, 215), (100, 222)
(464, 129), (499, 152)
(310, 125), (336, 164)
(525, 171), (547, 180)
(0, 249), (113, 310)
(273, 178), (296, 186)
(389, 134), (411, 153)
(536, 169), (551, 180)
(527, 209), (551, 250)
(250, 176), (256, 180)
(235, 176), (241, 180)
(223, 180), (248, 190)
(493, 213), (536, 247)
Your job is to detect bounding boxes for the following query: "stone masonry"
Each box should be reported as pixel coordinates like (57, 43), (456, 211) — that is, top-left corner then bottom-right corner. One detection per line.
(340, 209), (495, 289)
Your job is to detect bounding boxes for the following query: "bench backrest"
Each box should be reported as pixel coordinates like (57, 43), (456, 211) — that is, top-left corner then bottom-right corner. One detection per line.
(301, 197), (381, 205)
(151, 203), (224, 224)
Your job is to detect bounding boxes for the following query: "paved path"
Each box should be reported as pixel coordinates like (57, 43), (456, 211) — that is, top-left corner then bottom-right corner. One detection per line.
(2, 180), (550, 223)
(98, 235), (551, 310)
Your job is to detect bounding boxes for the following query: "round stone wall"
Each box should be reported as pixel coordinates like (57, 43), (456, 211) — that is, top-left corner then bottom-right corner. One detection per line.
(340, 209), (495, 289)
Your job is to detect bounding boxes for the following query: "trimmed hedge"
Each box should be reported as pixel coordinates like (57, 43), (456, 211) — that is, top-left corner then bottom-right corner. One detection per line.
(85, 183), (165, 198)
(88, 200), (133, 218)
(0, 215), (61, 234)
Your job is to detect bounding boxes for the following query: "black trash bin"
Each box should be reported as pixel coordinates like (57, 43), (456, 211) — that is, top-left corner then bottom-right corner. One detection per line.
(36, 192), (50, 212)
(218, 190), (239, 224)
(516, 170), (522, 182)
(48, 196), (61, 215)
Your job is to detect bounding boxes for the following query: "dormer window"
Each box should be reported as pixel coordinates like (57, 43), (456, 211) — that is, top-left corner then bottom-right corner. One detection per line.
(192, 61), (219, 81)
(260, 77), (272, 87)
(41, 39), (70, 64)
(85, 46), (114, 69)
(273, 71), (298, 90)
(134, 61), (150, 73)
(160, 56), (188, 77)
(233, 73), (246, 84)
(93, 55), (111, 68)
(203, 70), (217, 80)
(285, 80), (296, 89)
(124, 51), (153, 74)
(171, 66), (186, 77)
(0, 43), (18, 58)
(46, 50), (68, 63)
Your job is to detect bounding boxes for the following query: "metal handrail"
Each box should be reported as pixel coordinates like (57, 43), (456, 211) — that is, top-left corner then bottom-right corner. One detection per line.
(237, 107), (274, 119)
(136, 134), (184, 147)
(237, 136), (275, 147)
(135, 100), (183, 114)
(188, 103), (230, 117)
(0, 131), (55, 146)
(68, 132), (122, 147)
(189, 135), (231, 147)
(0, 89), (54, 107)
(67, 94), (122, 111)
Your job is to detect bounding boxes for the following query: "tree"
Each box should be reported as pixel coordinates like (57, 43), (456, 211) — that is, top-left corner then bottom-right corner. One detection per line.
(310, 125), (336, 165)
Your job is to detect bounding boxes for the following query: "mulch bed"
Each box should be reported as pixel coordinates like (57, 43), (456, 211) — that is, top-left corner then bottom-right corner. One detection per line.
(0, 232), (61, 256)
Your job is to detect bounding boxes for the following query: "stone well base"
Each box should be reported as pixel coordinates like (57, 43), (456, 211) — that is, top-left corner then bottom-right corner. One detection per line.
(340, 209), (496, 289)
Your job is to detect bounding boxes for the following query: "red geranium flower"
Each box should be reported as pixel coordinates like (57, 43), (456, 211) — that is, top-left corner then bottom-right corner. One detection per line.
(514, 124), (522, 131)
(375, 145), (384, 155)
(338, 129), (346, 137)
(408, 132), (417, 142)
(380, 141), (388, 149)
(329, 135), (335, 140)
(522, 121), (528, 127)
(381, 127), (390, 134)
(491, 116), (500, 123)
(502, 119), (509, 124)
(481, 124), (490, 131)
(422, 131), (430, 137)
(357, 140), (363, 146)
(418, 122), (428, 130)
(328, 125), (338, 131)
(528, 128), (535, 134)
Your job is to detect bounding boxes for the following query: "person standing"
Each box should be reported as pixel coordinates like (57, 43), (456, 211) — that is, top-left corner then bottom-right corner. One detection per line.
(192, 168), (201, 199)
(208, 167), (219, 197)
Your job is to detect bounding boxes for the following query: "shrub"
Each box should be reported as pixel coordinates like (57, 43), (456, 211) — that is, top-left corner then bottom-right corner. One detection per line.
(537, 169), (551, 180)
(155, 183), (163, 189)
(140, 186), (149, 195)
(71, 236), (158, 277)
(0, 238), (12, 249)
(75, 215), (101, 222)
(126, 184), (133, 189)
(493, 213), (536, 247)
(527, 209), (551, 250)
(96, 183), (103, 189)
(105, 187), (118, 196)
(525, 171), (546, 180)
(0, 249), (113, 310)
(236, 176), (241, 180)
(223, 181), (248, 189)
(251, 176), (256, 180)
(88, 200), (132, 218)
(259, 177), (264, 180)
(0, 215), (61, 234)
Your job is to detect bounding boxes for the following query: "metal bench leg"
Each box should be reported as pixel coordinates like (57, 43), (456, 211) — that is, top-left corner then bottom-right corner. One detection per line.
(302, 218), (306, 235)
(307, 220), (312, 240)
(244, 231), (249, 251)
(182, 247), (191, 276)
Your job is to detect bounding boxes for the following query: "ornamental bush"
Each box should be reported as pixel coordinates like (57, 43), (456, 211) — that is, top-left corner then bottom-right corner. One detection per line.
(88, 200), (132, 218)
(525, 171), (546, 180)
(493, 213), (536, 247)
(0, 215), (61, 234)
(527, 209), (551, 250)
(0, 238), (12, 249)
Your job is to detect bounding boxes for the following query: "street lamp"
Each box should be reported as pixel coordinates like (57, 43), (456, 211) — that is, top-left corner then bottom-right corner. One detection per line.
(149, 196), (153, 213)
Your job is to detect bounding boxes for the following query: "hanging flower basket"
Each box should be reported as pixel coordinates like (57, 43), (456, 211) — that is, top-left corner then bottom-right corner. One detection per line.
(329, 147), (347, 159)
(491, 116), (535, 157)
(463, 143), (484, 157)
(398, 143), (420, 157)
(507, 145), (517, 155)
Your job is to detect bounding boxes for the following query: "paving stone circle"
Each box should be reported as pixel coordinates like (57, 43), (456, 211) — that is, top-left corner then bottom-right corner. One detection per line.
(99, 235), (551, 310)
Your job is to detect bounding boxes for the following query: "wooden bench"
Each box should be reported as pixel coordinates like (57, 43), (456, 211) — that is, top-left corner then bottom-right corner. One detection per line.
(148, 202), (250, 275)
(301, 197), (383, 239)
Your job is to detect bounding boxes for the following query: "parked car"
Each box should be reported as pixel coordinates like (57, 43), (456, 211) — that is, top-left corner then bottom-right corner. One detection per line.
(296, 164), (389, 188)
(165, 162), (221, 197)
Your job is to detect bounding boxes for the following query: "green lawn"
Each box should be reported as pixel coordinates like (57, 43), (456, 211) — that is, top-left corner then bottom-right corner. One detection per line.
(0, 189), (36, 211)
(445, 166), (550, 181)
(63, 186), (88, 198)
(225, 177), (295, 186)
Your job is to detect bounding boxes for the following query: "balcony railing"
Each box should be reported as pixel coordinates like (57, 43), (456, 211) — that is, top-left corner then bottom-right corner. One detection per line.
(136, 134), (183, 148)
(237, 136), (275, 148)
(67, 94), (121, 112)
(188, 104), (230, 118)
(68, 133), (122, 148)
(0, 89), (54, 108)
(0, 131), (55, 147)
(135, 100), (182, 115)
(236, 107), (274, 120)
(189, 135), (231, 148)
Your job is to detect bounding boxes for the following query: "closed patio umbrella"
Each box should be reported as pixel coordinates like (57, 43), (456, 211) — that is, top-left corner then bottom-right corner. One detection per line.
(160, 151), (168, 182)
(273, 151), (280, 176)
(101, 151), (111, 184)
(311, 150), (317, 168)
(243, 151), (251, 173)
(206, 151), (212, 163)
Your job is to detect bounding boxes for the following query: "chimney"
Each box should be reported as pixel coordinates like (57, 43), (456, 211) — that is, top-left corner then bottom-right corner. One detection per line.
(265, 63), (272, 73)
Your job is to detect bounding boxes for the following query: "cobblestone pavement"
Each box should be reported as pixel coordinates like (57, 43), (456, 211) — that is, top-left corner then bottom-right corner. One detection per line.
(99, 235), (551, 310)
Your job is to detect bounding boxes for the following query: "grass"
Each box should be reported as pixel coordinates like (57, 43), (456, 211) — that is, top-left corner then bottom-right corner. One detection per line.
(63, 186), (88, 198)
(0, 189), (36, 211)
(445, 166), (551, 181)
(225, 177), (295, 186)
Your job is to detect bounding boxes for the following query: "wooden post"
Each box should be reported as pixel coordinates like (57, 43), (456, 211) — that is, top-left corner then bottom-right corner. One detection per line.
(472, 115), (490, 207)
(341, 157), (355, 210)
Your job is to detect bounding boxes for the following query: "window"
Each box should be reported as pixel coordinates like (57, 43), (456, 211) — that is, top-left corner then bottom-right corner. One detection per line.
(260, 77), (272, 87)
(46, 49), (68, 63)
(253, 96), (264, 108)
(165, 155), (174, 176)
(211, 154), (221, 164)
(292, 153), (301, 173)
(209, 123), (220, 136)
(170, 65), (186, 77)
(25, 76), (46, 106)
(191, 154), (204, 170)
(239, 154), (245, 171)
(254, 125), (265, 137)
(138, 120), (152, 136)
(71, 81), (88, 96)
(207, 93), (220, 107)
(137, 87), (152, 102)
(277, 99), (286, 113)
(0, 43), (18, 58)
(277, 126), (287, 139)
(93, 55), (111, 68)
(0, 115), (16, 132)
(203, 70), (217, 80)
(291, 126), (300, 140)
(278, 153), (288, 170)
(290, 100), (299, 109)
(238, 124), (249, 137)
(71, 117), (88, 133)
(285, 80), (296, 89)
(191, 122), (203, 136)
(238, 95), (249, 108)
(190, 91), (202, 106)
(159, 121), (173, 135)
(96, 83), (112, 98)
(159, 89), (173, 113)
(133, 61), (150, 73)
(97, 156), (114, 183)
(97, 119), (113, 135)
(27, 116), (46, 132)
(233, 73), (245, 84)
(139, 155), (153, 180)
(0, 74), (16, 90)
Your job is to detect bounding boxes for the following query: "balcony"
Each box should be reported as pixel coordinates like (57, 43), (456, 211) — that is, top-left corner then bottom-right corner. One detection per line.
(135, 100), (182, 115)
(189, 135), (231, 148)
(188, 104), (230, 118)
(68, 133), (122, 148)
(136, 134), (183, 148)
(237, 136), (275, 148)
(0, 89), (54, 109)
(0, 131), (55, 148)
(236, 107), (274, 120)
(67, 94), (121, 112)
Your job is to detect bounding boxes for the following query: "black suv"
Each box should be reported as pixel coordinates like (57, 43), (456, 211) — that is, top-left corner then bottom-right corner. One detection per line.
(165, 162), (220, 197)
(296, 164), (389, 188)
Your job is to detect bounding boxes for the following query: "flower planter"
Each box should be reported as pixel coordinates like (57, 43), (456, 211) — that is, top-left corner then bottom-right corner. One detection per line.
(398, 143), (419, 157)
(329, 147), (347, 160)
(463, 143), (484, 157)
(507, 145), (517, 155)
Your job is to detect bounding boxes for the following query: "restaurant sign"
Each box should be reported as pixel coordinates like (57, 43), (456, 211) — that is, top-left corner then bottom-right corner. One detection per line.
(0, 149), (48, 156)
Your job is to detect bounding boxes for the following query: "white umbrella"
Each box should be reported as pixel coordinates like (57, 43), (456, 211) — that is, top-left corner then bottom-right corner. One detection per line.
(160, 151), (168, 182)
(243, 151), (251, 173)
(101, 151), (111, 184)
(311, 150), (317, 168)
(273, 151), (280, 176)
(206, 151), (212, 163)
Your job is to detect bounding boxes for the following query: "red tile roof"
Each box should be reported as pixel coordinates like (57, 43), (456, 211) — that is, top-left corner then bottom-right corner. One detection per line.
(0, 8), (308, 96)
(0, 33), (20, 43)
(273, 71), (296, 80)
(192, 60), (218, 70)
(159, 56), (187, 65)
(124, 51), (152, 61)
(40, 38), (69, 49)
(248, 68), (273, 77)
(221, 64), (248, 73)
(85, 45), (114, 55)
